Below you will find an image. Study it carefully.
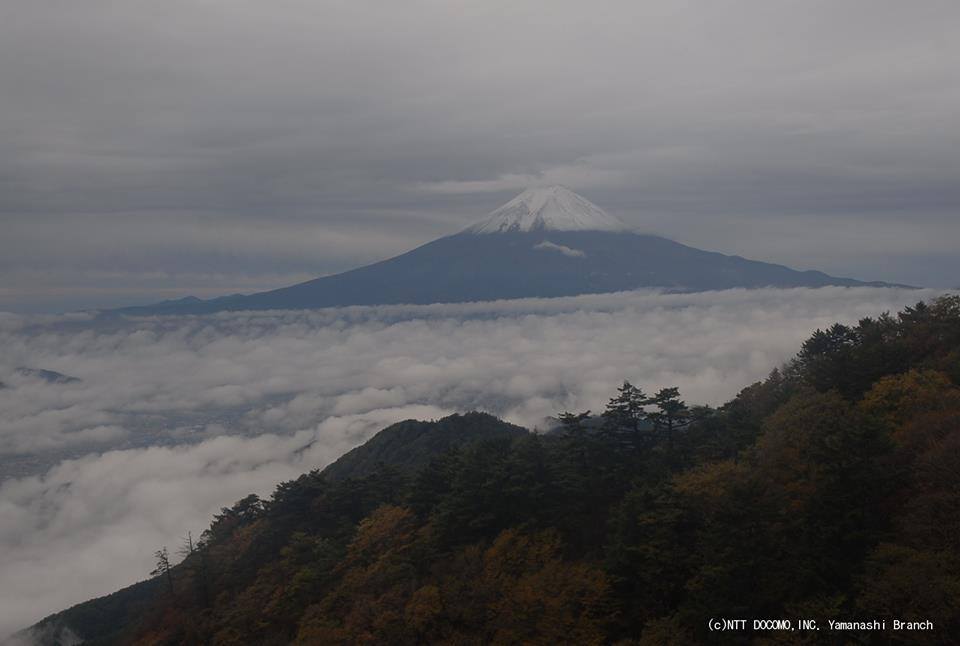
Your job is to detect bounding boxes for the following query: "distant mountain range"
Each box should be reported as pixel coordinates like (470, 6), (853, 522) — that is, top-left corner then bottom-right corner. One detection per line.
(114, 186), (907, 315)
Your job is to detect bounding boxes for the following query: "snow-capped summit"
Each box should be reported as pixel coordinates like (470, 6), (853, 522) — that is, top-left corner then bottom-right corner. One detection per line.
(465, 185), (629, 234)
(116, 185), (900, 316)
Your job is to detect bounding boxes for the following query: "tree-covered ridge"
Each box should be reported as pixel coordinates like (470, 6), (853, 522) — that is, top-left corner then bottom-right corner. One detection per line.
(24, 296), (960, 645)
(320, 412), (527, 482)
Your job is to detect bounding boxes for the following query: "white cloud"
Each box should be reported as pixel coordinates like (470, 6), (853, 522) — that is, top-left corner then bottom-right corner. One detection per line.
(0, 287), (939, 459)
(533, 241), (587, 258)
(0, 286), (942, 638)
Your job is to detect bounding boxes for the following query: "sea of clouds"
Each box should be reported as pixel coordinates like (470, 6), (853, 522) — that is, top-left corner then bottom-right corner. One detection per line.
(0, 287), (941, 638)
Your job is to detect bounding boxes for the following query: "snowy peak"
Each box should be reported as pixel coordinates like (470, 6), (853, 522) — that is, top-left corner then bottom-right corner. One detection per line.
(465, 186), (629, 234)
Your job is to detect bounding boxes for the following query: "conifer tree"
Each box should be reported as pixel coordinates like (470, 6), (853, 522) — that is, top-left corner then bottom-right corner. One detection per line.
(602, 381), (649, 450)
(647, 387), (689, 434)
(647, 387), (689, 457)
(557, 410), (591, 434)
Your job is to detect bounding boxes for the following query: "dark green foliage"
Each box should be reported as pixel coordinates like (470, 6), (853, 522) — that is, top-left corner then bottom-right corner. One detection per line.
(20, 578), (161, 646)
(428, 435), (542, 545)
(794, 295), (960, 399)
(557, 409), (592, 433)
(320, 412), (527, 481)
(603, 382), (648, 430)
(601, 381), (652, 451)
(22, 295), (960, 645)
(605, 483), (693, 627)
(647, 387), (689, 433)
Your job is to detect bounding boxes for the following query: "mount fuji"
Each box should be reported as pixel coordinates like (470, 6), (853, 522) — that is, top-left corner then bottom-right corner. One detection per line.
(465, 185), (629, 234)
(116, 186), (900, 315)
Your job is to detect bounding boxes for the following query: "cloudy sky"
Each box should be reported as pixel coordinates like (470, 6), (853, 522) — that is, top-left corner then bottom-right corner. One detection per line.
(2, 0), (958, 312)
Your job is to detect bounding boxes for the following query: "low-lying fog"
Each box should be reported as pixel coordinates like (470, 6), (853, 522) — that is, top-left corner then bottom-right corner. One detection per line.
(0, 287), (940, 637)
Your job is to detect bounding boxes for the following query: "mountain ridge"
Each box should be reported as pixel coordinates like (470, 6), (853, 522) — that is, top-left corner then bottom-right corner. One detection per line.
(109, 188), (911, 316)
(320, 412), (529, 481)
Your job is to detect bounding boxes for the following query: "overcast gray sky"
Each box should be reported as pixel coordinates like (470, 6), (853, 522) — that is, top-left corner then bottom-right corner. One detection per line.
(2, 0), (958, 312)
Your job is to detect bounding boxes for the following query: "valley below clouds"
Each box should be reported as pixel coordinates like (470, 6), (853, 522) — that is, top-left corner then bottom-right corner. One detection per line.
(0, 286), (940, 637)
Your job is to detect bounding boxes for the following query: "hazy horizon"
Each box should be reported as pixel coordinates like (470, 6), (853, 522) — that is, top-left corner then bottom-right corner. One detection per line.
(3, 1), (960, 313)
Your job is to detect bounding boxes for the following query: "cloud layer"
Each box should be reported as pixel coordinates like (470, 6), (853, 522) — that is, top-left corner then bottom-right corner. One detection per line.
(0, 287), (942, 637)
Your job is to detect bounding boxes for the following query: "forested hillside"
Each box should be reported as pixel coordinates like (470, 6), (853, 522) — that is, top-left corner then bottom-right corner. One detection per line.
(25, 296), (960, 645)
(319, 413), (527, 482)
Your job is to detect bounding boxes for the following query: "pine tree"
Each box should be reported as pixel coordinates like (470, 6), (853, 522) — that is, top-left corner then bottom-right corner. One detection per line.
(602, 381), (649, 450)
(647, 388), (689, 434)
(647, 387), (689, 456)
(558, 410), (591, 434)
